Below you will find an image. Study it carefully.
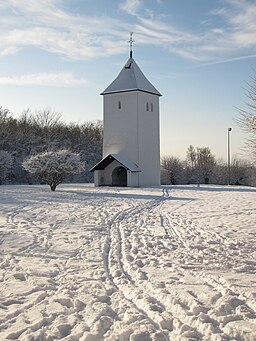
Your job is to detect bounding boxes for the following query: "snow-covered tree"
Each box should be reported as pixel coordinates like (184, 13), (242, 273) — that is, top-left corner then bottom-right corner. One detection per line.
(0, 106), (102, 184)
(0, 150), (13, 184)
(23, 149), (85, 191)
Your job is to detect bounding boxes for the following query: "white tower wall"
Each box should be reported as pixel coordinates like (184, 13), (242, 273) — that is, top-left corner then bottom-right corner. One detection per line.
(103, 92), (138, 163)
(137, 92), (160, 186)
(103, 90), (160, 186)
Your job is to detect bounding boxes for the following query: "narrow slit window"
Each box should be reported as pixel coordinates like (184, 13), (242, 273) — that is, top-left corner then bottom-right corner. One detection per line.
(146, 102), (149, 111)
(151, 103), (153, 112)
(118, 101), (121, 109)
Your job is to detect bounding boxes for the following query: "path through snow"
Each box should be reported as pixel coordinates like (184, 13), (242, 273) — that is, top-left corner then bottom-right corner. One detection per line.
(0, 184), (256, 340)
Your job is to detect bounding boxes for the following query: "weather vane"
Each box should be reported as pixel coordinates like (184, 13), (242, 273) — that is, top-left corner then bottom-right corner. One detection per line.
(128, 32), (135, 58)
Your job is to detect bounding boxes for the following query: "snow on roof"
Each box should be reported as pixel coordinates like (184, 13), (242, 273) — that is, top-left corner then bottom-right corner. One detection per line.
(90, 154), (141, 172)
(101, 57), (162, 96)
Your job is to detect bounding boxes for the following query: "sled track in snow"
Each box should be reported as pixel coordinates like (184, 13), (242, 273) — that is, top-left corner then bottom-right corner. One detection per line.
(104, 196), (256, 340)
(104, 198), (211, 339)
(103, 199), (171, 339)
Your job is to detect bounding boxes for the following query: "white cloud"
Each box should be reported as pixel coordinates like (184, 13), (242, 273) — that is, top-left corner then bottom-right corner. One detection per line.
(134, 0), (256, 62)
(205, 0), (256, 51)
(0, 0), (256, 64)
(192, 54), (256, 68)
(0, 72), (91, 87)
(0, 0), (129, 59)
(120, 0), (143, 15)
(0, 46), (21, 56)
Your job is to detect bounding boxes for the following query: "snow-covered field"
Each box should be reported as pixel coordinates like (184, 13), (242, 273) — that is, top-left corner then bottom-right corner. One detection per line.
(0, 184), (256, 341)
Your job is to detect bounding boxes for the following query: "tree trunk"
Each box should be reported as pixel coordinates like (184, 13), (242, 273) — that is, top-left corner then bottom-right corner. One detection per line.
(50, 183), (57, 191)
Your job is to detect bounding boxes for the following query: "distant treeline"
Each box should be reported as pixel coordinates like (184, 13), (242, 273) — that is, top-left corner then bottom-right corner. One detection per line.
(1, 106), (255, 187)
(161, 148), (256, 187)
(0, 107), (103, 184)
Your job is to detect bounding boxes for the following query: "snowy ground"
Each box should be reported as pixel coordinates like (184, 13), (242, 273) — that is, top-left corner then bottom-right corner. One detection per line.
(0, 184), (256, 341)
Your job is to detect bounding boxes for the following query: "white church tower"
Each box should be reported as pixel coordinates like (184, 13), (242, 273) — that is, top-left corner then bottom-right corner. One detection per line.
(91, 33), (162, 187)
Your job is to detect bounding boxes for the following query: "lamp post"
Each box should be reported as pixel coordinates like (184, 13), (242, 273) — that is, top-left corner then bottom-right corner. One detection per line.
(227, 128), (232, 185)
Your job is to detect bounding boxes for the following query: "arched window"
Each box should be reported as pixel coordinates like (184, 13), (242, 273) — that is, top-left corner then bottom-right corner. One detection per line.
(146, 102), (149, 111)
(151, 103), (153, 112)
(118, 101), (121, 109)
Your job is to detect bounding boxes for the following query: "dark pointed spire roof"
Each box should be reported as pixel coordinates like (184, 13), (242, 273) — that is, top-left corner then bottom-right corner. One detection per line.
(101, 57), (162, 96)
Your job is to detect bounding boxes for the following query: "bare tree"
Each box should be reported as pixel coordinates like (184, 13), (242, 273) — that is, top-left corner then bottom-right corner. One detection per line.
(0, 150), (13, 184)
(186, 145), (197, 169)
(33, 108), (62, 129)
(161, 156), (185, 184)
(196, 147), (216, 184)
(185, 145), (215, 184)
(236, 73), (256, 163)
(0, 107), (17, 150)
(186, 145), (197, 183)
(0, 106), (11, 121)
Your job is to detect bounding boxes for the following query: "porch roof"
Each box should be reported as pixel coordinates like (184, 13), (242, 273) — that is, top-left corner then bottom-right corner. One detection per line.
(90, 154), (141, 172)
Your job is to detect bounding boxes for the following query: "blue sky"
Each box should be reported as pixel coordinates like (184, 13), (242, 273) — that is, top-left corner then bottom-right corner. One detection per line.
(1, 0), (256, 160)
